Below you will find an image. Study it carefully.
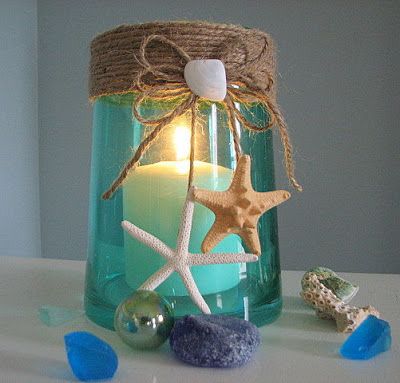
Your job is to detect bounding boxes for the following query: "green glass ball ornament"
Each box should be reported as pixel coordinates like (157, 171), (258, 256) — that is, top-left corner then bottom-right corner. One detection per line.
(114, 290), (174, 350)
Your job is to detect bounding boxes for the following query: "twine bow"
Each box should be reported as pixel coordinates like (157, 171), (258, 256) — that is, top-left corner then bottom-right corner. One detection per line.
(102, 34), (302, 200)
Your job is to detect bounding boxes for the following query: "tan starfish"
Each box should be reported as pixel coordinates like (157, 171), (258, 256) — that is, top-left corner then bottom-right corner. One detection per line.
(193, 155), (291, 255)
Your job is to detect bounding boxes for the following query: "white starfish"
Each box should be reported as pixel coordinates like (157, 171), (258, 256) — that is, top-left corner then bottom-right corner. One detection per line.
(122, 187), (257, 314)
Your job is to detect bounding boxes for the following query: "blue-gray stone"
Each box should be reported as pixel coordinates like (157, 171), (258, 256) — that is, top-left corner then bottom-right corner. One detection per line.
(64, 331), (118, 381)
(340, 315), (391, 360)
(169, 315), (260, 368)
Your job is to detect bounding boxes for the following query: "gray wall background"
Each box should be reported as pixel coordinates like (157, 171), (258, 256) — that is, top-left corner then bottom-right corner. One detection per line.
(0, 0), (40, 258)
(2, 1), (400, 272)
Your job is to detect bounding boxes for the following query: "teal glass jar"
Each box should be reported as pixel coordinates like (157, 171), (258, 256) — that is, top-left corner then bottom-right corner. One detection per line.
(84, 93), (282, 329)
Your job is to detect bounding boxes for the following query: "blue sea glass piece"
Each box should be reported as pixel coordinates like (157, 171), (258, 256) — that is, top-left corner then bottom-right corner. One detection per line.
(39, 305), (83, 326)
(64, 331), (118, 381)
(340, 315), (391, 360)
(170, 315), (261, 368)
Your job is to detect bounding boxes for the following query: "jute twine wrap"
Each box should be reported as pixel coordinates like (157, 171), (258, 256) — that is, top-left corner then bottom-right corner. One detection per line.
(89, 21), (302, 199)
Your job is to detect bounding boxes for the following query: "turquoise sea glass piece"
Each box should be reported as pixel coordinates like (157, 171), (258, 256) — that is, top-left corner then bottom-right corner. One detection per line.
(38, 305), (83, 327)
(64, 331), (118, 381)
(340, 315), (391, 360)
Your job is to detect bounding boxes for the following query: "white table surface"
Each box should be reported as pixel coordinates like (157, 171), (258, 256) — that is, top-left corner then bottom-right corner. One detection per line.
(0, 256), (398, 383)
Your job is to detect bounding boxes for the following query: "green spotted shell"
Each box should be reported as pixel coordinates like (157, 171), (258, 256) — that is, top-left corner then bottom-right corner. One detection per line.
(302, 267), (359, 303)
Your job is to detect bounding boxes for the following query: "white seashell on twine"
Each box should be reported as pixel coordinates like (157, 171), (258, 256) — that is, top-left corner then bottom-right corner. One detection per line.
(184, 59), (227, 101)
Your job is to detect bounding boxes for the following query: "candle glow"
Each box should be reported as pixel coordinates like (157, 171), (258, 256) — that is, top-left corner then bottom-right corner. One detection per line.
(173, 125), (191, 174)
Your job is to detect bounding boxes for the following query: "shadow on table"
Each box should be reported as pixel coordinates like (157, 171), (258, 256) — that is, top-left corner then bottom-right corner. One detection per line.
(275, 295), (337, 332)
(0, 350), (73, 381)
(263, 335), (341, 359)
(262, 295), (343, 359)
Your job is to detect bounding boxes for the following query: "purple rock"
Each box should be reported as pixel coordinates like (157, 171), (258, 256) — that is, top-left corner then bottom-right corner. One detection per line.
(340, 315), (391, 360)
(169, 315), (260, 368)
(64, 331), (118, 381)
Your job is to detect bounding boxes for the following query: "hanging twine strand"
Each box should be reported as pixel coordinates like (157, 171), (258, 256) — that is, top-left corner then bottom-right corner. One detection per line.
(91, 23), (302, 199)
(224, 96), (243, 162)
(188, 97), (198, 189)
